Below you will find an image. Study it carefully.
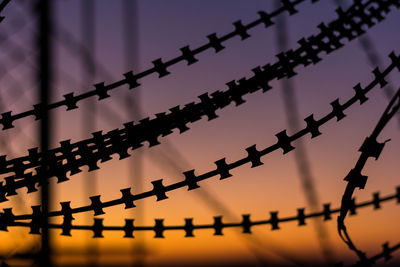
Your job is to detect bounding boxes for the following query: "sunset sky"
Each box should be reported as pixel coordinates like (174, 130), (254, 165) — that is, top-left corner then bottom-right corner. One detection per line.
(0, 0), (400, 266)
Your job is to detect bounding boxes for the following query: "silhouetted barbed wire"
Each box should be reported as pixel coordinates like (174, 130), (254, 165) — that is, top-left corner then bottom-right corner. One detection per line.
(1, 51), (398, 220)
(332, 0), (400, 126)
(0, 0), (319, 130)
(0, 0), (392, 131)
(0, 1), (397, 201)
(32, 3), (282, 264)
(338, 88), (400, 265)
(1, 1), (399, 266)
(1, 186), (398, 240)
(5, 3), (278, 263)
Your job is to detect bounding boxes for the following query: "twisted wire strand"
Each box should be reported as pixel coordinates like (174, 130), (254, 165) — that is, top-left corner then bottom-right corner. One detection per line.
(0, 186), (398, 239)
(1, 51), (398, 220)
(332, 0), (400, 126)
(0, 0), (398, 201)
(0, 0), (318, 130)
(337, 88), (400, 264)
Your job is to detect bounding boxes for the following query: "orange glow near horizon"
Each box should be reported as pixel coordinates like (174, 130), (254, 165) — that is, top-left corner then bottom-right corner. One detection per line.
(1, 0), (400, 266)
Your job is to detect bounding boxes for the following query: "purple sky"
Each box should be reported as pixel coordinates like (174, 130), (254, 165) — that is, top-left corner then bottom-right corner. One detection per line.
(1, 0), (400, 266)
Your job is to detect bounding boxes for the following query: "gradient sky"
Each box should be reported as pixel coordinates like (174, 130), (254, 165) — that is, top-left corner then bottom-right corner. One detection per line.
(0, 0), (400, 266)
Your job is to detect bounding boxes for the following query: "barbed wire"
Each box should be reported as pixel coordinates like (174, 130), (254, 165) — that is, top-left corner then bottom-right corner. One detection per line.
(0, 186), (398, 240)
(1, 51), (398, 220)
(0, 2), (399, 265)
(332, 0), (400, 126)
(49, 7), (293, 263)
(2, 3), (280, 264)
(0, 0), (397, 202)
(29, 3), (286, 265)
(0, 0), (390, 161)
(0, 0), (11, 23)
(337, 88), (400, 265)
(0, 0), (318, 130)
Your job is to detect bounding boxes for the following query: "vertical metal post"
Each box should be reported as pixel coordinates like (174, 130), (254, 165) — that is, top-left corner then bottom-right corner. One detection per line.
(38, 0), (52, 266)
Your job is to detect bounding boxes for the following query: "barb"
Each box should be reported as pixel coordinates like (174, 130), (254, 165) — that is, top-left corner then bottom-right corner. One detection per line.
(332, 0), (400, 126)
(0, 0), (11, 23)
(0, 0), (318, 129)
(337, 88), (400, 264)
(0, 1), (398, 201)
(1, 51), (398, 220)
(1, 186), (399, 240)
